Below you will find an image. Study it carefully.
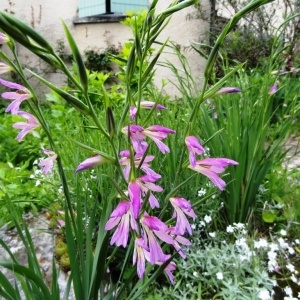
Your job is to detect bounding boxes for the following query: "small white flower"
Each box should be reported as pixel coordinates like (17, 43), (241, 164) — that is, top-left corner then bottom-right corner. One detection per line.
(209, 232), (216, 238)
(254, 238), (268, 249)
(291, 274), (297, 283)
(197, 188), (206, 197)
(288, 247), (295, 255)
(193, 271), (198, 277)
(216, 272), (223, 280)
(258, 289), (271, 300)
(269, 243), (279, 252)
(226, 225), (234, 233)
(284, 286), (293, 297)
(204, 215), (212, 223)
(199, 221), (206, 227)
(275, 202), (284, 209)
(286, 263), (295, 273)
(234, 223), (245, 229)
(191, 224), (196, 230)
(278, 237), (289, 249)
(35, 180), (41, 186)
(280, 229), (287, 236)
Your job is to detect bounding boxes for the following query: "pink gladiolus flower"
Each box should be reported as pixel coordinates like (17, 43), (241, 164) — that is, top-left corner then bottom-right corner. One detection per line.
(75, 154), (109, 172)
(133, 237), (150, 278)
(141, 214), (174, 264)
(38, 149), (57, 174)
(13, 111), (40, 141)
(156, 255), (176, 285)
(170, 197), (197, 235)
(0, 62), (12, 74)
(143, 125), (176, 154)
(0, 78), (32, 114)
(128, 181), (142, 219)
(168, 227), (192, 259)
(213, 87), (241, 96)
(105, 201), (137, 247)
(269, 83), (277, 95)
(121, 125), (147, 154)
(130, 106), (138, 120)
(130, 101), (167, 120)
(189, 158), (238, 191)
(119, 150), (160, 180)
(137, 174), (163, 209)
(0, 33), (9, 44)
(185, 136), (205, 168)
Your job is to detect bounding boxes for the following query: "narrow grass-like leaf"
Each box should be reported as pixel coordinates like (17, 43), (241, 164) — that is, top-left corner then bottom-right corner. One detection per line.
(0, 262), (52, 300)
(27, 69), (90, 114)
(61, 19), (88, 93)
(0, 11), (54, 53)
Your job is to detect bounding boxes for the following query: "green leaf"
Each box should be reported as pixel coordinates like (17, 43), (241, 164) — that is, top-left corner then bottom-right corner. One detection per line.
(0, 262), (53, 300)
(61, 20), (88, 93)
(262, 211), (277, 223)
(0, 11), (54, 53)
(27, 69), (90, 114)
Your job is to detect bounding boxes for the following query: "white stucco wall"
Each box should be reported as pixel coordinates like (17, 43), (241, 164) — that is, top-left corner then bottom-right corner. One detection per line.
(0, 0), (210, 97)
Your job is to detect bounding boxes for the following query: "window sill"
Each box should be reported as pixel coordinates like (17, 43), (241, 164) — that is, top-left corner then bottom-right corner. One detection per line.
(73, 13), (127, 24)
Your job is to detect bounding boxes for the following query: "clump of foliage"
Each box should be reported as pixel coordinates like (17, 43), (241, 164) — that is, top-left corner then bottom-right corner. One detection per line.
(84, 47), (120, 73)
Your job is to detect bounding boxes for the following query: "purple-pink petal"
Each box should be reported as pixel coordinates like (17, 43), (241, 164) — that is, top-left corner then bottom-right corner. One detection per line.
(130, 106), (137, 120)
(109, 201), (130, 219)
(214, 87), (241, 96)
(144, 125), (176, 137)
(0, 62), (12, 74)
(133, 237), (149, 278)
(75, 154), (106, 172)
(142, 215), (168, 231)
(140, 101), (167, 110)
(109, 214), (130, 247)
(185, 136), (205, 167)
(194, 166), (226, 190)
(128, 181), (142, 219)
(0, 78), (28, 91)
(269, 84), (277, 95)
(13, 111), (40, 141)
(38, 149), (57, 174)
(170, 197), (197, 235)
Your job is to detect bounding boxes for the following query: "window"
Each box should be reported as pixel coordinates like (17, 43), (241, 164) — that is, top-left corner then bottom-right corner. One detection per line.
(78, 0), (149, 18)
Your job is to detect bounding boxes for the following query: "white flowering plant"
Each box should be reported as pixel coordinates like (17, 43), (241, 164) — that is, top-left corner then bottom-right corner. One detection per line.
(145, 219), (300, 299)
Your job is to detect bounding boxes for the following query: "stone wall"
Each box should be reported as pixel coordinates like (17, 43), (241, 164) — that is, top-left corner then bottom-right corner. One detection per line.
(0, 0), (210, 97)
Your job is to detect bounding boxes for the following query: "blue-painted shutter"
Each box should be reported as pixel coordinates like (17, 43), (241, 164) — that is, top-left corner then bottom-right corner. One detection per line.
(78, 0), (106, 18)
(111, 0), (149, 13)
